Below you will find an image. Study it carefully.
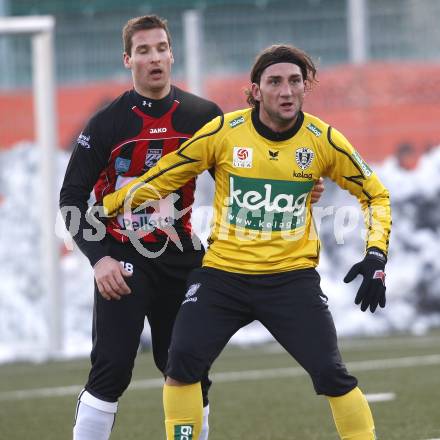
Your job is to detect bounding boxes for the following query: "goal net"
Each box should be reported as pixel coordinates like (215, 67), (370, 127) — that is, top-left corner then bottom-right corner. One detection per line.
(0, 15), (61, 361)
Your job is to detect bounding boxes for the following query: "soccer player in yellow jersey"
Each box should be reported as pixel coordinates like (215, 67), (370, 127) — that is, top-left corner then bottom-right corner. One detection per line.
(103, 45), (391, 439)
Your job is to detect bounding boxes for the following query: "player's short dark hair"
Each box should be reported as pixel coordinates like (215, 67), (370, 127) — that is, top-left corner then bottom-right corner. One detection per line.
(122, 15), (172, 55)
(246, 44), (318, 107)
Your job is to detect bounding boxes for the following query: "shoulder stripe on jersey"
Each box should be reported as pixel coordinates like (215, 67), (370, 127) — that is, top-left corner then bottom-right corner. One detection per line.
(123, 115), (224, 204)
(327, 126), (373, 200)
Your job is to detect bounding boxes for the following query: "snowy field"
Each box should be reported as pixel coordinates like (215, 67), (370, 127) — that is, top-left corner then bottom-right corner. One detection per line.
(0, 144), (439, 363)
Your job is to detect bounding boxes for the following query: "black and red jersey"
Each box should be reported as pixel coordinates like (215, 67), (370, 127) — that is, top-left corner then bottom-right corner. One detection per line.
(60, 86), (222, 266)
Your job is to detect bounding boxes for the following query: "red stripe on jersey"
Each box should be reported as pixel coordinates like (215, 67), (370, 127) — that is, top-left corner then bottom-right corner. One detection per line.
(95, 100), (195, 244)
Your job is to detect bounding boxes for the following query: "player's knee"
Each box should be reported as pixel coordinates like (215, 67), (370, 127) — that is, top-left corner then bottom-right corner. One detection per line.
(88, 355), (134, 400)
(312, 363), (358, 396)
(166, 376), (188, 386)
(104, 357), (134, 395)
(200, 373), (212, 407)
(165, 348), (208, 384)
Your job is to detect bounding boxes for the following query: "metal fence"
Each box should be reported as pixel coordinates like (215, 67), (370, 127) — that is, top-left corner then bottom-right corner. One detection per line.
(1, 0), (440, 88)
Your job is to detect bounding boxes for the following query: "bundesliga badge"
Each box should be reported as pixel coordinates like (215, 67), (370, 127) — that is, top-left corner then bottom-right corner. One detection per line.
(233, 146), (253, 168)
(295, 147), (314, 170)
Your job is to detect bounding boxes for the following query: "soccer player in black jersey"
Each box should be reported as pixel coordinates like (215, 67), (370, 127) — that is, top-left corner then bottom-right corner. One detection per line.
(60, 14), (324, 440)
(60, 15), (222, 440)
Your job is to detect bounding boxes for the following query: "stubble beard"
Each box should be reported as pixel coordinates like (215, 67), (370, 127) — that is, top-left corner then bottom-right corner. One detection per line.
(266, 103), (302, 131)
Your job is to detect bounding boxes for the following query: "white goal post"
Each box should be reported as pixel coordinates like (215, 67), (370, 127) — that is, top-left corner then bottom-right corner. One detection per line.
(0, 15), (61, 356)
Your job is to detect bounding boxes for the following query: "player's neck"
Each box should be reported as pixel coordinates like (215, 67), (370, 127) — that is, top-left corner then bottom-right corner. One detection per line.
(252, 108), (304, 141)
(258, 108), (298, 133)
(131, 87), (175, 118)
(134, 82), (172, 100)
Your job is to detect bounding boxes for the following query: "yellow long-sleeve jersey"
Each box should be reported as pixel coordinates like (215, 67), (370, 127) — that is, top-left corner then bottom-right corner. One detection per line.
(103, 108), (391, 274)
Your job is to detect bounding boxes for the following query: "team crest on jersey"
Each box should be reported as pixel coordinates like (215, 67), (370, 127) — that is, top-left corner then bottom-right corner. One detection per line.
(295, 147), (314, 170)
(145, 148), (162, 169)
(233, 147), (253, 168)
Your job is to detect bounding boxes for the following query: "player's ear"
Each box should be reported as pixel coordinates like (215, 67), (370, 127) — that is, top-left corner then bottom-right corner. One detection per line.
(304, 79), (310, 94)
(251, 82), (261, 102)
(170, 48), (175, 65)
(123, 52), (131, 69)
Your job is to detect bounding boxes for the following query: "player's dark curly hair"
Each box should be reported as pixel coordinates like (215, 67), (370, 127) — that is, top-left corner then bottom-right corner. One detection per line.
(123, 15), (172, 55)
(245, 44), (318, 107)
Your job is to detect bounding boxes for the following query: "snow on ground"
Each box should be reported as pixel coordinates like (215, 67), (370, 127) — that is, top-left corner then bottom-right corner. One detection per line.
(0, 144), (439, 362)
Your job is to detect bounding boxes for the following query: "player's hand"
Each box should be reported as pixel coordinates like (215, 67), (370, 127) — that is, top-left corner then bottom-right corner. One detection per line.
(311, 177), (324, 204)
(94, 256), (132, 300)
(343, 248), (387, 313)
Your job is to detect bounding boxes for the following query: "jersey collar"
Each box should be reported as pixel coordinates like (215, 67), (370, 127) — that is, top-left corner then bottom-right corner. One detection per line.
(130, 86), (176, 118)
(251, 108), (304, 141)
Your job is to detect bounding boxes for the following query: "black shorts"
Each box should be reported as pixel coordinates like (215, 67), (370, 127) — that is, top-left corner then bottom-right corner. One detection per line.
(85, 237), (210, 402)
(165, 267), (357, 396)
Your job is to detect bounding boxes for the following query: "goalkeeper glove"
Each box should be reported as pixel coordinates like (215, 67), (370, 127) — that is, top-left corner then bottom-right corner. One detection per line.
(343, 247), (387, 313)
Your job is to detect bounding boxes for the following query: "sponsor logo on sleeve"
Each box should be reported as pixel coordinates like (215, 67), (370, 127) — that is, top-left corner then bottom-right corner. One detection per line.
(77, 133), (91, 149)
(295, 147), (314, 170)
(306, 123), (322, 137)
(229, 115), (245, 128)
(233, 147), (253, 168)
(351, 150), (372, 177)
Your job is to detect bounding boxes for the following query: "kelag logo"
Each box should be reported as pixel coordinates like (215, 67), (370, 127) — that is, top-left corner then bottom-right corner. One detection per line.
(174, 425), (193, 440)
(352, 150), (372, 177)
(226, 174), (313, 231)
(229, 115), (245, 128)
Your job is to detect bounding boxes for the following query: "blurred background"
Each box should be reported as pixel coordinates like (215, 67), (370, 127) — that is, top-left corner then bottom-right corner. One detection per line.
(1, 0), (440, 363)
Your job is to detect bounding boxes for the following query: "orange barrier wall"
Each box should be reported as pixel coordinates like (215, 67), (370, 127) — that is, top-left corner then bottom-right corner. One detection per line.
(1, 62), (440, 166)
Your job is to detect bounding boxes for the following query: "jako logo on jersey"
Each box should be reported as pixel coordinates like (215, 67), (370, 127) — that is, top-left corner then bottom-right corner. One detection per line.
(77, 133), (91, 149)
(226, 174), (314, 231)
(351, 150), (372, 177)
(295, 147), (314, 170)
(174, 425), (193, 440)
(233, 147), (253, 168)
(182, 283), (201, 305)
(119, 261), (134, 274)
(229, 115), (245, 128)
(149, 127), (167, 134)
(306, 123), (322, 137)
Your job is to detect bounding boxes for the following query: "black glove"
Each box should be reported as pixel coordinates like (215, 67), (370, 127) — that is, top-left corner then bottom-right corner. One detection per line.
(343, 247), (387, 313)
